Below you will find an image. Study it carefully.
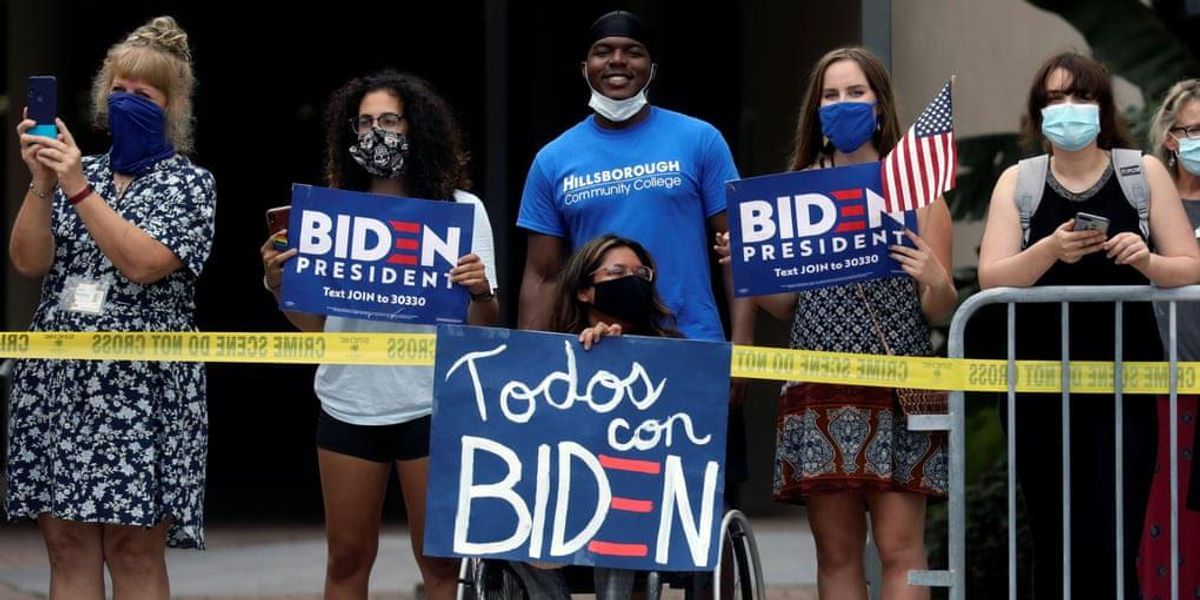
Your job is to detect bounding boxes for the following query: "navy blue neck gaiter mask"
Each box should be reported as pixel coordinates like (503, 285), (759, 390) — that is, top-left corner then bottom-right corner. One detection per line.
(108, 92), (175, 175)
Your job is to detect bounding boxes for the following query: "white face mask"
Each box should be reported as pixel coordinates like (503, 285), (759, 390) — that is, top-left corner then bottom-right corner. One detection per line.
(584, 64), (656, 122)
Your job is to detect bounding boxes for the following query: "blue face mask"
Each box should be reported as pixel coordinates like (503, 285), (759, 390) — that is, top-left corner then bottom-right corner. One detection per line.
(1040, 103), (1100, 152)
(818, 101), (877, 154)
(1177, 137), (1200, 177)
(107, 92), (175, 175)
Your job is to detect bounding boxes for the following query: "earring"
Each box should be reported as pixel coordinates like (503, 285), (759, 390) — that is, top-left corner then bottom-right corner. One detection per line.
(1169, 152), (1178, 168)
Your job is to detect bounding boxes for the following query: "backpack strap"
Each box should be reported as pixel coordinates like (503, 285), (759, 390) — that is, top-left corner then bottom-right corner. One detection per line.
(1014, 155), (1049, 248)
(1111, 148), (1151, 240)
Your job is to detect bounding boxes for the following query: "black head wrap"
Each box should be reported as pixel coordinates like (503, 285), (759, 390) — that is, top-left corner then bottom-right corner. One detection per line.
(586, 11), (653, 57)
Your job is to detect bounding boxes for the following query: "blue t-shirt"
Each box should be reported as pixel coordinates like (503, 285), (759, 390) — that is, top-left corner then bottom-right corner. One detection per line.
(518, 107), (739, 341)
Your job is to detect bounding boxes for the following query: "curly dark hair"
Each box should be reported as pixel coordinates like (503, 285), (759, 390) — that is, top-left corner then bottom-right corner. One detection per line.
(323, 70), (470, 199)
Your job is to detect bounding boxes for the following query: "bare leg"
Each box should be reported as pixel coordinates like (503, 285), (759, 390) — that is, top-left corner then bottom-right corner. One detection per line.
(320, 448), (391, 600)
(865, 492), (929, 600)
(38, 514), (104, 600)
(807, 492), (869, 600)
(397, 456), (461, 600)
(103, 520), (170, 600)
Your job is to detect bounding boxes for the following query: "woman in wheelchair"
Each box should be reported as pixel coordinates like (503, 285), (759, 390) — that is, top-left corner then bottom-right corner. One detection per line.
(508, 233), (680, 600)
(460, 234), (764, 600)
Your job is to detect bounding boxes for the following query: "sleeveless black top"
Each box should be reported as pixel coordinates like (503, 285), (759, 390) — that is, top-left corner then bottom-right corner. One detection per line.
(1016, 162), (1162, 363)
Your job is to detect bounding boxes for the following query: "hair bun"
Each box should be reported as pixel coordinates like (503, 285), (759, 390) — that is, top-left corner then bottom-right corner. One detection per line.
(125, 16), (191, 62)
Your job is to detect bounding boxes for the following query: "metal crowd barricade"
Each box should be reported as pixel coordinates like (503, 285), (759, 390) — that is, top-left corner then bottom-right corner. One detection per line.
(903, 285), (1198, 600)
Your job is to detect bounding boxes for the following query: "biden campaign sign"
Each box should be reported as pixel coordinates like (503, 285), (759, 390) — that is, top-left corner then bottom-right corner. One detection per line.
(726, 162), (915, 297)
(424, 326), (731, 572)
(280, 184), (475, 324)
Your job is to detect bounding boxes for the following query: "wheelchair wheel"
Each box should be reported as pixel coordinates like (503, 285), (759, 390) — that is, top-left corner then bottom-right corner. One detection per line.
(456, 557), (471, 600)
(645, 569), (664, 600)
(713, 510), (765, 600)
(456, 558), (526, 600)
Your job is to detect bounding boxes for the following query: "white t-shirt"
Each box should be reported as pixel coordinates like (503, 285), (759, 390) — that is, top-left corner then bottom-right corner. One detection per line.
(314, 190), (497, 425)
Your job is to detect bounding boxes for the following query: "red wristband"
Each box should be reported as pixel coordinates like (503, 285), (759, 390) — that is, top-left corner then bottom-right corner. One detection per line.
(67, 185), (92, 206)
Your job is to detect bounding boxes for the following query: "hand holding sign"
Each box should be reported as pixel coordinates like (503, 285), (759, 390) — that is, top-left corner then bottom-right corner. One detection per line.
(260, 231), (295, 294)
(713, 231), (732, 266)
(889, 229), (948, 289)
(450, 253), (492, 296)
(579, 322), (623, 350)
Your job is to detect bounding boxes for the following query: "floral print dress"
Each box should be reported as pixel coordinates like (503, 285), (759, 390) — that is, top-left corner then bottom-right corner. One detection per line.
(4, 153), (216, 548)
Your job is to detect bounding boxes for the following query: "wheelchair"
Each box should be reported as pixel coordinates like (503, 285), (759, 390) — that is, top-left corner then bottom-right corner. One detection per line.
(455, 510), (764, 600)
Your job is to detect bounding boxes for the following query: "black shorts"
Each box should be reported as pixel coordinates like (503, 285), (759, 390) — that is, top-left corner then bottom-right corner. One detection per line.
(316, 408), (432, 463)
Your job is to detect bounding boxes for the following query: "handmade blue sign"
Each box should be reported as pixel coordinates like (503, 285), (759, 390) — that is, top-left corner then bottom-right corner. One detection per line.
(280, 185), (474, 323)
(425, 325), (731, 572)
(726, 162), (916, 297)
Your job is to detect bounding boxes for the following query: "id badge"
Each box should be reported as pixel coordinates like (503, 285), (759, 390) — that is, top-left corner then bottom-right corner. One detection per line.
(60, 276), (111, 315)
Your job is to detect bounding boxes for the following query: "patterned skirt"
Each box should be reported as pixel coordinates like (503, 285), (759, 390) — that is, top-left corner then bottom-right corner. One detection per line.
(774, 382), (947, 503)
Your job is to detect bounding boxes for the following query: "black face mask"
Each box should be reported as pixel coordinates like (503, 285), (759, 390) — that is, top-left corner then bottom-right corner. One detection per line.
(590, 275), (655, 327)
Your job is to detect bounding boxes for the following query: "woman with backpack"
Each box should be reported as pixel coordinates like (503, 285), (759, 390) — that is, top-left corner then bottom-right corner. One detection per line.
(977, 52), (1200, 598)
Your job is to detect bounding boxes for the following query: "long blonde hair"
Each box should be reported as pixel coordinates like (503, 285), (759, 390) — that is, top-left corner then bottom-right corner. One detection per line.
(1151, 79), (1200, 180)
(787, 47), (902, 171)
(91, 16), (196, 153)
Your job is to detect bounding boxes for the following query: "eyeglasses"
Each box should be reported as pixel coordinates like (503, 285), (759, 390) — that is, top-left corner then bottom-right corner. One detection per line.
(591, 264), (654, 282)
(1169, 125), (1200, 141)
(350, 112), (405, 135)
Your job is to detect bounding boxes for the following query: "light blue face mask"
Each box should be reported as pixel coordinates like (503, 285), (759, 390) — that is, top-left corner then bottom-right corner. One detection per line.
(1041, 103), (1101, 152)
(1177, 137), (1200, 177)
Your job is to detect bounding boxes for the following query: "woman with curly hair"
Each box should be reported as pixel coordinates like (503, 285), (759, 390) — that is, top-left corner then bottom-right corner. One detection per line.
(260, 70), (498, 599)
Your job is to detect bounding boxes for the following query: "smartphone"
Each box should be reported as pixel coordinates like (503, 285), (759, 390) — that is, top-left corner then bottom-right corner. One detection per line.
(1073, 211), (1110, 236)
(266, 206), (290, 249)
(26, 76), (58, 138)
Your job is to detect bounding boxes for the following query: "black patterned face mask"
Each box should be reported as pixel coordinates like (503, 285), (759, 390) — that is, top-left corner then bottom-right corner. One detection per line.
(349, 127), (410, 178)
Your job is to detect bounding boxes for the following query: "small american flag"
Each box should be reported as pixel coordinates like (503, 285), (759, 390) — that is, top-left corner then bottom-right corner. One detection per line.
(881, 79), (957, 213)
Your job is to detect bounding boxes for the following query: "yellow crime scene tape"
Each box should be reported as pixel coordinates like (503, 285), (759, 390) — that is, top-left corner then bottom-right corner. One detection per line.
(0, 331), (1195, 395)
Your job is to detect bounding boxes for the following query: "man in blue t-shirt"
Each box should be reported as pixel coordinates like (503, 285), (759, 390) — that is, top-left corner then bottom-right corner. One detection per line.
(516, 10), (755, 367)
(512, 11), (753, 597)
